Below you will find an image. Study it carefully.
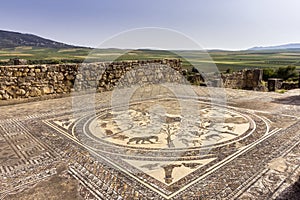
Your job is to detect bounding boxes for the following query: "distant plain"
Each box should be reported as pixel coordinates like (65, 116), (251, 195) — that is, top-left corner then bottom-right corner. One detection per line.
(1, 46), (300, 72)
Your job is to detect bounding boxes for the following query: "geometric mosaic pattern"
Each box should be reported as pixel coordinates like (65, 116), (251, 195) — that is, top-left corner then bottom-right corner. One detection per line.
(0, 87), (299, 199)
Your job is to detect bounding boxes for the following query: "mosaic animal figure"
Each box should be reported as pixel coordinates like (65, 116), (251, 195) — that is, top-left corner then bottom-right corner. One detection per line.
(140, 163), (160, 170)
(179, 138), (190, 147)
(105, 129), (114, 136)
(127, 135), (159, 144)
(191, 139), (202, 146)
(95, 122), (107, 128)
(165, 116), (181, 123)
(112, 135), (129, 140)
(182, 162), (202, 169)
(220, 130), (238, 136)
(189, 130), (208, 137)
(204, 134), (224, 141)
(179, 138), (202, 147)
(222, 125), (235, 131)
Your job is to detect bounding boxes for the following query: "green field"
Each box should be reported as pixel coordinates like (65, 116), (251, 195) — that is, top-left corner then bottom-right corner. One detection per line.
(1, 46), (300, 73)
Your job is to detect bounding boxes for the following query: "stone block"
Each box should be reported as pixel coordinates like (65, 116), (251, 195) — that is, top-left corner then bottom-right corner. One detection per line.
(268, 78), (282, 92)
(16, 89), (26, 96)
(29, 87), (42, 97)
(42, 86), (54, 94)
(2, 93), (10, 100)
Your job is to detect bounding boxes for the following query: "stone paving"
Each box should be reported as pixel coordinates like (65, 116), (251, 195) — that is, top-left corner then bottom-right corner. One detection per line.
(0, 86), (299, 199)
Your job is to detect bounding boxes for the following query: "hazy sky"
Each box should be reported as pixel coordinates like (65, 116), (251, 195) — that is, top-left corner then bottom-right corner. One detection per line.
(1, 0), (299, 50)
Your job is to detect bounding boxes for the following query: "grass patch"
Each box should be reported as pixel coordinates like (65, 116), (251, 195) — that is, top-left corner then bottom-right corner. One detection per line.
(275, 89), (287, 94)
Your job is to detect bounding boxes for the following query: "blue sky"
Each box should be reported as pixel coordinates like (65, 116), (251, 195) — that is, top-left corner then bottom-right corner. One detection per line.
(1, 0), (299, 50)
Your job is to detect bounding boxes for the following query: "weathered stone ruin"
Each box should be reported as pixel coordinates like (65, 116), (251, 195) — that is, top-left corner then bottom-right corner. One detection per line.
(221, 69), (264, 90)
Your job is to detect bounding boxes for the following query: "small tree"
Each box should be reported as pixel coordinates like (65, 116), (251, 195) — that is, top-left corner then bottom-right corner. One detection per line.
(263, 68), (276, 81)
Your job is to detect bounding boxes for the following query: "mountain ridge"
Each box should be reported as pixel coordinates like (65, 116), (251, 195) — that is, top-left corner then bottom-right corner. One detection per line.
(1, 29), (300, 52)
(248, 43), (300, 51)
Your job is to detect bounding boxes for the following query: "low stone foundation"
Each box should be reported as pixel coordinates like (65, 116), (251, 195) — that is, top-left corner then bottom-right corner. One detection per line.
(279, 82), (298, 90)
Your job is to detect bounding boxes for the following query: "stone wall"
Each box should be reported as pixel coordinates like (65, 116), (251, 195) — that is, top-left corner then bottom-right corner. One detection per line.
(221, 69), (264, 90)
(0, 59), (182, 100)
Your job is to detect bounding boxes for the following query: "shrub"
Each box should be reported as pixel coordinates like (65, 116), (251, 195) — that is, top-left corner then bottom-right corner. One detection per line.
(263, 68), (276, 80)
(263, 65), (298, 81)
(277, 65), (297, 80)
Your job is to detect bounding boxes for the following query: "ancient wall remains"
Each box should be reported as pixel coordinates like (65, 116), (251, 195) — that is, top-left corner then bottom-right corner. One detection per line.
(0, 59), (182, 100)
(221, 69), (264, 90)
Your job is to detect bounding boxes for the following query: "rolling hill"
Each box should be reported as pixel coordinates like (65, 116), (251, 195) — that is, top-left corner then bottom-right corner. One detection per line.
(0, 30), (76, 49)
